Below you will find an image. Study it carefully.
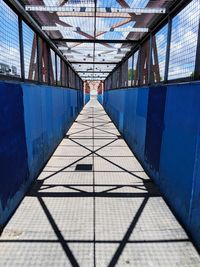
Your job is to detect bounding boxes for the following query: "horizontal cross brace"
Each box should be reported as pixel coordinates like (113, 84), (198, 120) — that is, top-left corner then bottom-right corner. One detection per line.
(78, 71), (110, 73)
(65, 54), (124, 59)
(83, 78), (105, 80)
(25, 5), (166, 14)
(59, 46), (131, 51)
(42, 25), (149, 33)
(81, 76), (107, 78)
(52, 39), (138, 44)
(70, 61), (117, 64)
(57, 12), (131, 18)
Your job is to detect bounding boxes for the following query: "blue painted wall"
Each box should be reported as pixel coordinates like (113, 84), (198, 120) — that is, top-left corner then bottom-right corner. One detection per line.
(97, 94), (103, 105)
(104, 82), (200, 248)
(84, 93), (90, 104)
(0, 81), (83, 227)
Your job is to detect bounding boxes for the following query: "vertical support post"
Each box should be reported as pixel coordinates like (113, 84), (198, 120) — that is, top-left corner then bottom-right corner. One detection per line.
(64, 64), (67, 87)
(63, 63), (65, 87)
(131, 54), (134, 87)
(55, 54), (58, 86)
(194, 16), (200, 80)
(68, 67), (71, 88)
(18, 17), (25, 81)
(148, 33), (153, 85)
(37, 35), (42, 83)
(75, 73), (78, 89)
(121, 63), (124, 87)
(47, 45), (51, 85)
(138, 45), (142, 86)
(164, 15), (172, 83)
(60, 60), (63, 87)
(66, 65), (69, 88)
(28, 34), (37, 81)
(119, 66), (122, 88)
(82, 80), (84, 91)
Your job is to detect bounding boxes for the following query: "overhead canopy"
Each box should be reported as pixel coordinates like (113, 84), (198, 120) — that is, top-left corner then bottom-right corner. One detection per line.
(21, 0), (173, 81)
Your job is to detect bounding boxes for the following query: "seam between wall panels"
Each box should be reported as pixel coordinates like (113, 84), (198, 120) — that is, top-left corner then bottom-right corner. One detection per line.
(189, 125), (200, 226)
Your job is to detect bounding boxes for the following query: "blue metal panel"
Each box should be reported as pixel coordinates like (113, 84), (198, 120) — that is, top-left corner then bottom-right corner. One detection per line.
(104, 83), (200, 249)
(124, 88), (149, 162)
(104, 88), (148, 162)
(84, 93), (90, 104)
(190, 134), (200, 246)
(0, 81), (29, 224)
(22, 84), (45, 180)
(0, 81), (83, 227)
(144, 86), (167, 175)
(97, 94), (103, 105)
(159, 83), (200, 228)
(23, 85), (83, 180)
(40, 86), (54, 160)
(104, 89), (126, 132)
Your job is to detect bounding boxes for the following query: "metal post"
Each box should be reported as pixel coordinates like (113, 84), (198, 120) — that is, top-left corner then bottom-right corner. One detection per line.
(111, 73), (113, 89)
(131, 54), (134, 87)
(64, 64), (67, 87)
(65, 63), (67, 87)
(194, 16), (200, 80)
(66, 65), (69, 88)
(60, 60), (63, 87)
(164, 16), (172, 83)
(55, 54), (58, 86)
(18, 17), (25, 81)
(47, 45), (51, 85)
(138, 45), (142, 86)
(148, 33), (153, 85)
(118, 65), (120, 88)
(37, 35), (42, 83)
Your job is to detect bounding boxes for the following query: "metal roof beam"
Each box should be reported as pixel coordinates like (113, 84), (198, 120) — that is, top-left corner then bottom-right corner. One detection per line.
(81, 73), (108, 78)
(84, 78), (105, 80)
(52, 39), (138, 44)
(70, 61), (117, 64)
(42, 25), (149, 33)
(78, 71), (110, 73)
(59, 46), (131, 51)
(57, 12), (131, 18)
(25, 6), (166, 14)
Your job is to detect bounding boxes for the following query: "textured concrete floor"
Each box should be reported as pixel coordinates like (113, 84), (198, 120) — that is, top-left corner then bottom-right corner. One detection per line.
(0, 98), (200, 266)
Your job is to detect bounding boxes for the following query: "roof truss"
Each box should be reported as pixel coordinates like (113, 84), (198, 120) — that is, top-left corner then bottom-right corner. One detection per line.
(21, 0), (171, 81)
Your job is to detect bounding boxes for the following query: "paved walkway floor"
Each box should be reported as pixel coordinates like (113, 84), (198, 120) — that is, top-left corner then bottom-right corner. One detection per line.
(0, 99), (200, 267)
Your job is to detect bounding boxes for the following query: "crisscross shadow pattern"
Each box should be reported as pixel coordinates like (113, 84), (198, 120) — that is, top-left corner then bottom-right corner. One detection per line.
(0, 98), (200, 266)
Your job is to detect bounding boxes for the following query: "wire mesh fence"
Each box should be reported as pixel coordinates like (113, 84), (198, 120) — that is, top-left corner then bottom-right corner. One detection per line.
(0, 0), (82, 89)
(0, 0), (21, 78)
(105, 0), (200, 89)
(168, 0), (200, 80)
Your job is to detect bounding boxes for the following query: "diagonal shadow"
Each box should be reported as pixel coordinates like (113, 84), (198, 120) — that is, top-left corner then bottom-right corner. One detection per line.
(69, 121), (119, 137)
(76, 116), (110, 124)
(69, 138), (146, 182)
(1, 103), (199, 267)
(38, 197), (80, 267)
(41, 138), (118, 181)
(107, 197), (149, 267)
(68, 124), (117, 138)
(75, 113), (109, 123)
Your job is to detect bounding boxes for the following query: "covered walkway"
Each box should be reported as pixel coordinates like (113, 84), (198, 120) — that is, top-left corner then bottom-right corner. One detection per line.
(0, 99), (199, 266)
